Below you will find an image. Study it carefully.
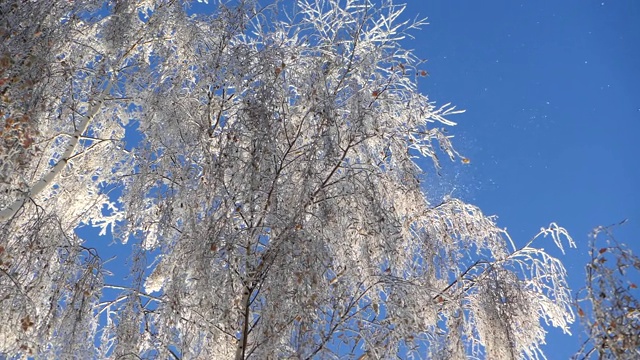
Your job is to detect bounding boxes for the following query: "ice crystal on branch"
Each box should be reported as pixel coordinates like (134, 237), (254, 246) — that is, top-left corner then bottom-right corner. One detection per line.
(1, 1), (576, 358)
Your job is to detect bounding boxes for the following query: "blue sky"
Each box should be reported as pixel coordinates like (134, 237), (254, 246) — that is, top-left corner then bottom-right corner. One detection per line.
(408, 1), (639, 357)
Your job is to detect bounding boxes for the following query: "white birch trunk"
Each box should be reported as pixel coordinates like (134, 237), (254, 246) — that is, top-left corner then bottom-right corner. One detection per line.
(234, 286), (252, 360)
(0, 81), (113, 221)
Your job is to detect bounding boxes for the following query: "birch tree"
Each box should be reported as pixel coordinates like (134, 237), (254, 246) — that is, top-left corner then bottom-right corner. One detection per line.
(574, 222), (640, 360)
(1, 0), (576, 358)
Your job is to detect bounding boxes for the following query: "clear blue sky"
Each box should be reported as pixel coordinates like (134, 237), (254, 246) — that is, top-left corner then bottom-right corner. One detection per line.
(407, 1), (639, 357)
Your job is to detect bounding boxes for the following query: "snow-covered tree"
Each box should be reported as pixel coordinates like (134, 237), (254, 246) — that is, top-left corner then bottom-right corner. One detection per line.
(574, 221), (640, 360)
(1, 0), (576, 358)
